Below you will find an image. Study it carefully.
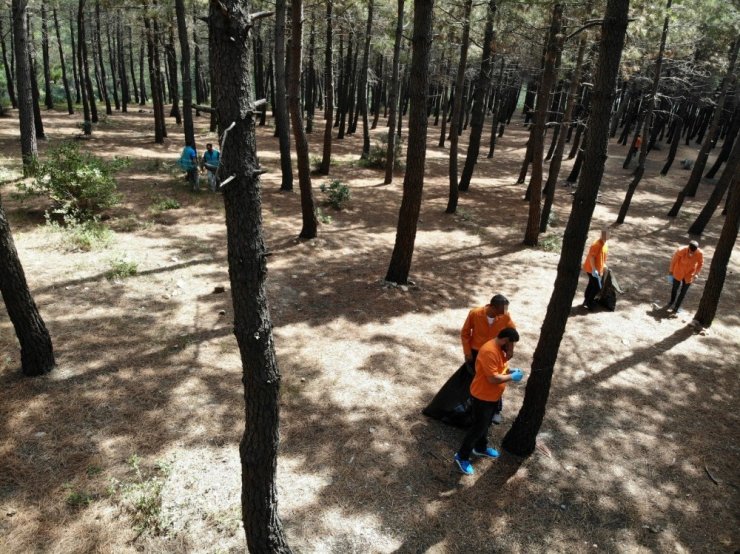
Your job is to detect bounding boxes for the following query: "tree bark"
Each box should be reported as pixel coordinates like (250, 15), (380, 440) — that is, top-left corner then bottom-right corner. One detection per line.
(692, 177), (740, 328)
(116, 14), (129, 112)
(668, 38), (739, 216)
(0, 15), (18, 108)
(53, 7), (74, 114)
(319, 0), (334, 175)
(502, 0), (630, 457)
(175, 0), (195, 146)
(359, 0), (374, 159)
(41, 0), (54, 109)
(523, 3), (563, 245)
(209, 3), (292, 551)
(384, 0), (404, 184)
(12, 0), (37, 171)
(540, 5), (590, 232)
(0, 194), (55, 377)
(289, 0), (318, 239)
(458, 0), (496, 192)
(386, 0), (434, 284)
(445, 0), (473, 214)
(688, 134), (740, 236)
(274, 0), (294, 191)
(615, 0), (671, 224)
(93, 0), (111, 114)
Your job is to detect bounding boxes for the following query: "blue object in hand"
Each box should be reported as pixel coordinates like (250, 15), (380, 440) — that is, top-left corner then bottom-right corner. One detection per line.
(592, 269), (599, 279)
(666, 274), (674, 284)
(510, 369), (524, 382)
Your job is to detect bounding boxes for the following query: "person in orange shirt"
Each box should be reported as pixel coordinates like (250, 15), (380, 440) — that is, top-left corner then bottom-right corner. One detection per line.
(460, 294), (516, 422)
(666, 240), (704, 313)
(454, 328), (524, 475)
(582, 229), (609, 309)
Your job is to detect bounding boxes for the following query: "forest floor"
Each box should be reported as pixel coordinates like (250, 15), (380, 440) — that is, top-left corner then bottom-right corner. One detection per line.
(0, 107), (738, 554)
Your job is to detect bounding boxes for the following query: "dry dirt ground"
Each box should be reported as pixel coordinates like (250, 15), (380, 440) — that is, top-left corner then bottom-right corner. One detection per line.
(0, 107), (738, 554)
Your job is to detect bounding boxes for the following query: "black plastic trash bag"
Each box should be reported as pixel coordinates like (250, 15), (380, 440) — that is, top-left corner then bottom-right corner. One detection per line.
(422, 363), (475, 428)
(596, 266), (622, 311)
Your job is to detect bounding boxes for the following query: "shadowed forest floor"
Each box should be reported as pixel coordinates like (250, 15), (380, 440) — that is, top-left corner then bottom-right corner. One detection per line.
(0, 107), (738, 553)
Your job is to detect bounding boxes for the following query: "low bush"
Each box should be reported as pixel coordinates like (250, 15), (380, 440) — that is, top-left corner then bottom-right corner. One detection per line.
(18, 142), (128, 220)
(359, 132), (403, 170)
(319, 180), (351, 210)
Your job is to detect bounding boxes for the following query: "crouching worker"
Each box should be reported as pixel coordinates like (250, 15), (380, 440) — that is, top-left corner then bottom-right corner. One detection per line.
(179, 141), (200, 192)
(454, 328), (525, 475)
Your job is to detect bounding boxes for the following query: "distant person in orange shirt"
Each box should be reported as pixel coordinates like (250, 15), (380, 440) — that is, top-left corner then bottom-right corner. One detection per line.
(582, 229), (609, 309)
(454, 328), (524, 475)
(460, 294), (516, 423)
(631, 133), (642, 156)
(666, 240), (704, 313)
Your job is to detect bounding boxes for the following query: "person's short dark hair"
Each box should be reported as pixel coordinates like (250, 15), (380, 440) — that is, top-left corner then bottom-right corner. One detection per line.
(206, 143), (213, 148)
(497, 327), (519, 342)
(490, 294), (510, 306)
(688, 240), (698, 251)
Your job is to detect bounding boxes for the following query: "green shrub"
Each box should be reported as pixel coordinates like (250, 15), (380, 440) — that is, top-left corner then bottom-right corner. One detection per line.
(106, 258), (138, 280)
(359, 132), (403, 170)
(319, 179), (351, 210)
(46, 214), (113, 252)
(19, 142), (128, 220)
(316, 207), (333, 224)
(151, 196), (181, 212)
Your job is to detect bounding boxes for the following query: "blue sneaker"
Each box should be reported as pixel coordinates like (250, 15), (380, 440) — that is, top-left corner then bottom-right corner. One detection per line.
(472, 447), (500, 459)
(454, 453), (474, 475)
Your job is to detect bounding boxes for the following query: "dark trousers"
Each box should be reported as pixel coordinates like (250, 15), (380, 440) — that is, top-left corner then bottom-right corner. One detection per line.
(583, 273), (601, 308)
(457, 396), (499, 461)
(670, 278), (691, 309)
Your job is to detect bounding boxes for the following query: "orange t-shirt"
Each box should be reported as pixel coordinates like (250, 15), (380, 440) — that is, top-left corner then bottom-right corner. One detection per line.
(583, 239), (608, 274)
(470, 339), (509, 402)
(670, 247), (704, 283)
(460, 306), (516, 358)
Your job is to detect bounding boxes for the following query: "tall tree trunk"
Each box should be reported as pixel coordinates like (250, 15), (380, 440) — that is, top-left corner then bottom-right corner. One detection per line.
(69, 13), (81, 104)
(128, 25), (139, 104)
(304, 16), (316, 133)
(193, 6), (203, 106)
(359, 0), (374, 159)
(386, 0), (434, 284)
(116, 14), (128, 112)
(523, 3), (563, 245)
(0, 195), (55, 376)
(77, 0), (92, 134)
(12, 0), (37, 170)
(138, 31), (147, 105)
(274, 0), (294, 191)
(41, 0), (54, 109)
(705, 106), (740, 179)
(540, 5), (590, 232)
(668, 38), (739, 216)
(175, 0), (194, 146)
(166, 21), (181, 123)
(319, 0), (334, 175)
(53, 7), (74, 114)
(106, 19), (120, 111)
(458, 0), (496, 192)
(27, 15), (45, 139)
(384, 0), (404, 184)
(487, 57), (506, 158)
(691, 177), (740, 328)
(79, 1), (98, 124)
(208, 3), (292, 551)
(502, 0), (630, 457)
(289, 0), (318, 239)
(445, 0), (473, 214)
(0, 15), (18, 108)
(660, 109), (683, 175)
(688, 135), (740, 236)
(616, 0), (672, 224)
(94, 0), (111, 114)
(145, 15), (166, 143)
